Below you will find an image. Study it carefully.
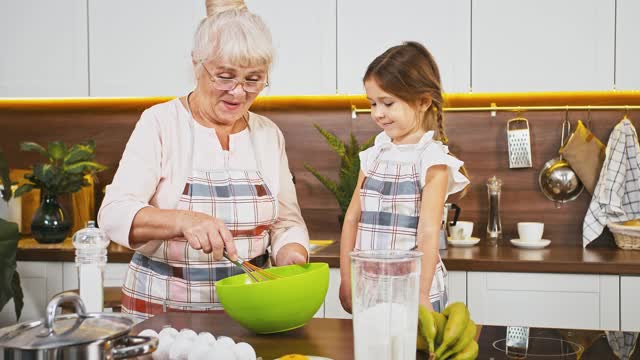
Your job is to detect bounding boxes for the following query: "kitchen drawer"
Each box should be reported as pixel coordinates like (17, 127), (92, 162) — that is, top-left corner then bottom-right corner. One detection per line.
(447, 270), (467, 304)
(621, 276), (640, 331)
(467, 272), (619, 330)
(324, 268), (352, 319)
(0, 262), (63, 325)
(63, 262), (130, 290)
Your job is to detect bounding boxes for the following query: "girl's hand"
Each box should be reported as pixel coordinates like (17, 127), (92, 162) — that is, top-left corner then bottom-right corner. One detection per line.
(339, 279), (352, 314)
(420, 300), (435, 312)
(177, 211), (236, 261)
(275, 243), (308, 265)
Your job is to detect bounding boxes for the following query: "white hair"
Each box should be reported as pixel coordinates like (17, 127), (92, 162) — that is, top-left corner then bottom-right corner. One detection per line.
(192, 1), (273, 71)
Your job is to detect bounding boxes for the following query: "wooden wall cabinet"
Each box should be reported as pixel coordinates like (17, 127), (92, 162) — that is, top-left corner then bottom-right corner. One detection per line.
(615, 0), (640, 90)
(88, 0), (202, 96)
(336, 0), (471, 94)
(246, 0), (337, 95)
(472, 0), (615, 92)
(0, 0), (88, 97)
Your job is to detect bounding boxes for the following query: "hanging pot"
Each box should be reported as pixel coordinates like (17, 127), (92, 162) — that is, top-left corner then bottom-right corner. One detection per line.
(31, 193), (72, 244)
(0, 293), (157, 359)
(538, 113), (584, 207)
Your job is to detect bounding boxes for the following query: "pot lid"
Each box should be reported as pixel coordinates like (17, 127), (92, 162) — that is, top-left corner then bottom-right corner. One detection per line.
(0, 293), (133, 350)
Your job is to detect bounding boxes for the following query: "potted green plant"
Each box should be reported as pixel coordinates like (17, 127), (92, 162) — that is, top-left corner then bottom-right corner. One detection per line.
(14, 140), (107, 244)
(303, 124), (375, 226)
(0, 149), (24, 320)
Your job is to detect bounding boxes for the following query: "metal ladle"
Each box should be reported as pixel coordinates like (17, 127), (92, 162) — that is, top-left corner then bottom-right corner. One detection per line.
(538, 112), (584, 208)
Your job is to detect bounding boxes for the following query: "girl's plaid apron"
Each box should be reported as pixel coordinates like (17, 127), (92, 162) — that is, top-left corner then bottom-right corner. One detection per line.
(356, 146), (448, 312)
(121, 124), (277, 320)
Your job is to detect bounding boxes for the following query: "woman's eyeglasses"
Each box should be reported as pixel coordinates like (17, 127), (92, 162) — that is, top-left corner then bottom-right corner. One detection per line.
(200, 63), (268, 93)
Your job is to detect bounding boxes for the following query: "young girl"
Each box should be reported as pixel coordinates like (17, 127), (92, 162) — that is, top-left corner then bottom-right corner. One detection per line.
(339, 41), (470, 313)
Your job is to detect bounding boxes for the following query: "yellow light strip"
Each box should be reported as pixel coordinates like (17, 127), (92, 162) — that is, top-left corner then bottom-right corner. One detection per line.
(0, 90), (639, 112)
(352, 104), (640, 114)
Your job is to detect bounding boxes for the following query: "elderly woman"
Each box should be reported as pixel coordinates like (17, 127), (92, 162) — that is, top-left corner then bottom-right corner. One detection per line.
(98, 0), (309, 319)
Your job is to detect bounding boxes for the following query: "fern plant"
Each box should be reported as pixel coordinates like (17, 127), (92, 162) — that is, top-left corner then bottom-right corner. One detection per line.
(304, 124), (375, 225)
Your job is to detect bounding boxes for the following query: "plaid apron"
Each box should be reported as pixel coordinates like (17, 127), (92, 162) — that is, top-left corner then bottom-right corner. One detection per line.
(121, 124), (277, 320)
(356, 146), (448, 311)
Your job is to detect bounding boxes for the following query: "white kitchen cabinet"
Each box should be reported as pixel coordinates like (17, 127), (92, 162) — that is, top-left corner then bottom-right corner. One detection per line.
(337, 0), (471, 94)
(246, 0), (337, 95)
(88, 0), (203, 96)
(472, 0), (615, 92)
(615, 0), (640, 90)
(0, 262), (63, 326)
(324, 268), (352, 319)
(621, 276), (640, 331)
(62, 262), (130, 291)
(467, 272), (619, 330)
(0, 0), (88, 97)
(447, 270), (467, 305)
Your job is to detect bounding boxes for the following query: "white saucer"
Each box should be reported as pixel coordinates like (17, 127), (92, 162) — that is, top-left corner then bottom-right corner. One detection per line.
(510, 239), (551, 249)
(447, 237), (481, 247)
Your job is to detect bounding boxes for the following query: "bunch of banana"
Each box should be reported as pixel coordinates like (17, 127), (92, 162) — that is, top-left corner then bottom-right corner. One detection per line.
(417, 302), (479, 360)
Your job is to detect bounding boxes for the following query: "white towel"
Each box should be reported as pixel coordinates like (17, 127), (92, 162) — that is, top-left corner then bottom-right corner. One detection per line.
(583, 119), (640, 247)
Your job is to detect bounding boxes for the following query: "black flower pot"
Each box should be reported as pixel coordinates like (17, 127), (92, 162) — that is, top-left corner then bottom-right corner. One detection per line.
(31, 193), (72, 244)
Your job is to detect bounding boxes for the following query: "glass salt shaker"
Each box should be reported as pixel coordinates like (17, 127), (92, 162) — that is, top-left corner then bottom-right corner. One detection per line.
(72, 220), (110, 312)
(486, 176), (503, 246)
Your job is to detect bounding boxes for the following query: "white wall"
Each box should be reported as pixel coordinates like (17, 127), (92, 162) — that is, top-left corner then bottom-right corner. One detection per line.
(1, 0), (638, 97)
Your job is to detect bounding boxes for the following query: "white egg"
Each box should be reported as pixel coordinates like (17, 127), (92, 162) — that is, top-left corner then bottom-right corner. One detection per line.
(158, 327), (179, 339)
(233, 342), (256, 360)
(158, 333), (175, 348)
(151, 340), (171, 360)
(187, 343), (210, 360)
(138, 329), (159, 338)
(214, 344), (237, 360)
(193, 336), (213, 348)
(169, 338), (193, 360)
(177, 328), (198, 341)
(197, 331), (216, 344)
(216, 336), (236, 348)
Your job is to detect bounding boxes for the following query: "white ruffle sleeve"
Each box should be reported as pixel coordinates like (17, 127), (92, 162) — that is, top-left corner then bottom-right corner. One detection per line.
(419, 139), (470, 197)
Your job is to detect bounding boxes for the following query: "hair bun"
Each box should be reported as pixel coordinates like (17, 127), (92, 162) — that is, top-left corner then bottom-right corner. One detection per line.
(206, 0), (247, 16)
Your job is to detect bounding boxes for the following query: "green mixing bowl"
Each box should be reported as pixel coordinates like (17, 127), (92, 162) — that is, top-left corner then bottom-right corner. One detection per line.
(215, 262), (329, 334)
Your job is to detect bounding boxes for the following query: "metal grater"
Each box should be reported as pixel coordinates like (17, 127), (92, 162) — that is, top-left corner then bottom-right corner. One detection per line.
(506, 326), (530, 357)
(507, 117), (533, 168)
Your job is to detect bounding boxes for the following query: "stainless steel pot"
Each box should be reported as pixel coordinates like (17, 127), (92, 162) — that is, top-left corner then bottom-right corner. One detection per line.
(0, 293), (157, 359)
(538, 115), (584, 207)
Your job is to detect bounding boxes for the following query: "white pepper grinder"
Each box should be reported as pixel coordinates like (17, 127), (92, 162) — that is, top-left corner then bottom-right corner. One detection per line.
(72, 220), (109, 313)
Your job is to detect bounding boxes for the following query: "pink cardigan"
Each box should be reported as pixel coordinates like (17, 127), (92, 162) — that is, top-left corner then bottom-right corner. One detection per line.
(98, 99), (309, 260)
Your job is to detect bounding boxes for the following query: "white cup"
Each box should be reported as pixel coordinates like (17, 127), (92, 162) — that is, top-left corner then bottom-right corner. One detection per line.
(517, 222), (544, 242)
(448, 221), (474, 240)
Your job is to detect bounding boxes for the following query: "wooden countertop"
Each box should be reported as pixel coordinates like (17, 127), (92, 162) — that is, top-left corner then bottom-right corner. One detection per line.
(133, 312), (636, 360)
(17, 237), (640, 275)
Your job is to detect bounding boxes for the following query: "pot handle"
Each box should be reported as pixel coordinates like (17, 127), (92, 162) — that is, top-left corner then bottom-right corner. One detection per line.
(112, 335), (159, 359)
(448, 203), (461, 226)
(43, 292), (87, 335)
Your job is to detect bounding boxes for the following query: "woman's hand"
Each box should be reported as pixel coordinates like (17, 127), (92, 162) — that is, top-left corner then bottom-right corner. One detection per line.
(275, 243), (308, 265)
(177, 211), (236, 261)
(339, 279), (352, 314)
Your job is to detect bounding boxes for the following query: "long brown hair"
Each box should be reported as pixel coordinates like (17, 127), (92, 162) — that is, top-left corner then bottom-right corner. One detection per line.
(363, 41), (470, 196)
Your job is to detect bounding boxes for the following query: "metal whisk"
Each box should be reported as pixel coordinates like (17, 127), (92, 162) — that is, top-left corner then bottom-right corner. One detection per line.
(223, 251), (281, 282)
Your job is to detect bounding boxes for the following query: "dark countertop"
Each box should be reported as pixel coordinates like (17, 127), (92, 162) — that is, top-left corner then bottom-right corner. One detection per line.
(17, 237), (640, 275)
(133, 312), (639, 360)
